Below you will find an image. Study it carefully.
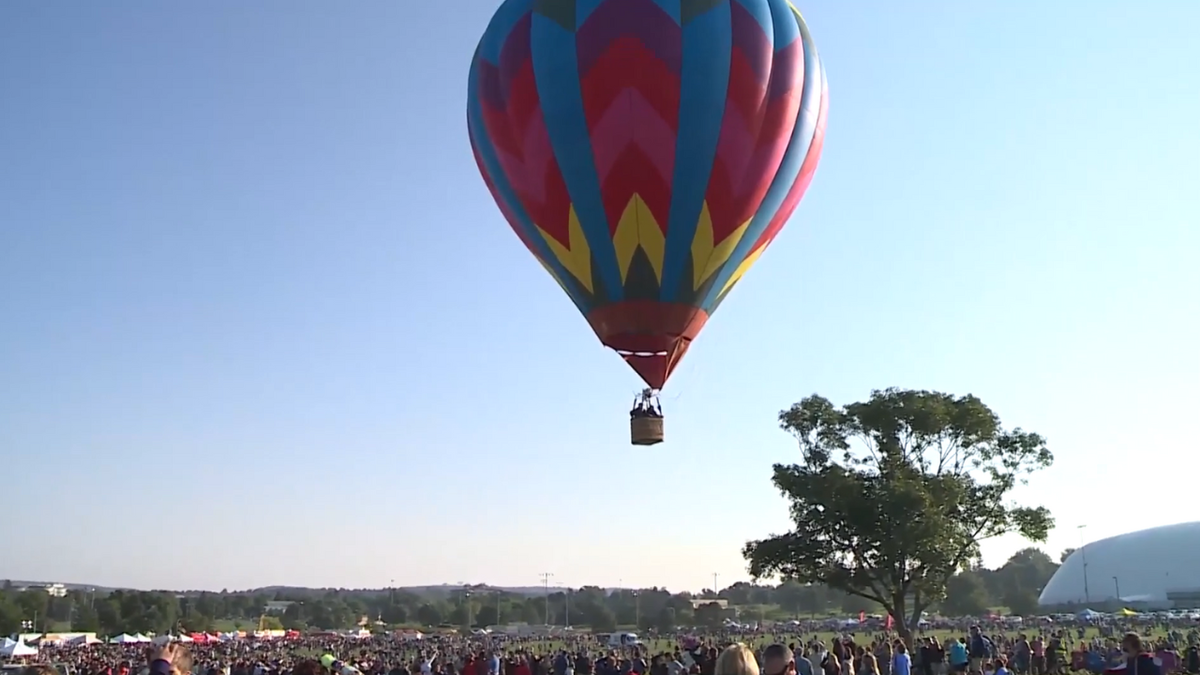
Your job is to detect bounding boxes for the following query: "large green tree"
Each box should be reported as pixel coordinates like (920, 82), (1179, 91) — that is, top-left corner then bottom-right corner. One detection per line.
(744, 388), (1054, 638)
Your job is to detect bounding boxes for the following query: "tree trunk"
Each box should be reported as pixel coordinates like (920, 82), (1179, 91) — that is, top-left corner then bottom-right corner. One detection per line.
(908, 603), (926, 643)
(891, 593), (912, 644)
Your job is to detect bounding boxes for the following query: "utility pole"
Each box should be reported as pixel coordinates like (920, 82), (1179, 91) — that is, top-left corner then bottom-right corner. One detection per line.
(634, 590), (640, 628)
(1078, 525), (1091, 603)
(539, 573), (554, 625)
(564, 586), (570, 627)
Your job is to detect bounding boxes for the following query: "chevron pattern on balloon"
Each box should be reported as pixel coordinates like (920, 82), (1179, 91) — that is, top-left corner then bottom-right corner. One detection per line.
(469, 137), (541, 260)
(717, 68), (828, 307)
(477, 10), (586, 285)
(701, 0), (803, 251)
(577, 0), (681, 295)
(744, 68), (827, 266)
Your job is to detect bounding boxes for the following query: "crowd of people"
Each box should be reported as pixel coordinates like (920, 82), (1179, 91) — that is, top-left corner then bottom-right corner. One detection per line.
(6, 618), (1200, 675)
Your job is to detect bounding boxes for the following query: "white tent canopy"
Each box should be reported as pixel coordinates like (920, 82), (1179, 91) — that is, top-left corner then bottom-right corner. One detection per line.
(0, 639), (39, 657)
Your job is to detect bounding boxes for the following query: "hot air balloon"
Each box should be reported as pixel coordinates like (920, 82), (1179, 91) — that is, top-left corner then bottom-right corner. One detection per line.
(467, 0), (828, 445)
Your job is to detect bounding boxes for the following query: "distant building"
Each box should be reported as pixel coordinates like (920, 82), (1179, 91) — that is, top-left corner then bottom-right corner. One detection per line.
(43, 583), (68, 597)
(1039, 521), (1200, 608)
(690, 599), (728, 609)
(264, 601), (296, 614)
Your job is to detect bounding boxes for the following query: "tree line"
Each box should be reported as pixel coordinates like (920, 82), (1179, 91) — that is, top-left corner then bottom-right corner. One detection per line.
(0, 548), (1060, 638)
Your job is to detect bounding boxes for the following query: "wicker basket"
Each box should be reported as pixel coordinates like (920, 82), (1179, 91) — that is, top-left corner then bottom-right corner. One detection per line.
(630, 416), (664, 446)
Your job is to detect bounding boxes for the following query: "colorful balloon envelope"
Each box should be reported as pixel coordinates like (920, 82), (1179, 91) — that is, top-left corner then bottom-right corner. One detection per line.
(468, 0), (828, 390)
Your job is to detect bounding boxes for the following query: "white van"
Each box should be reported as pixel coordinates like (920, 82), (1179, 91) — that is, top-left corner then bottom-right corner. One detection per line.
(606, 632), (639, 648)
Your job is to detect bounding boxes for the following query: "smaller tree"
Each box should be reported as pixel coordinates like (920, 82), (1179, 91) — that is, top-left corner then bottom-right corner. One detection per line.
(380, 603), (408, 625)
(942, 572), (990, 616)
(693, 602), (729, 628)
(474, 604), (499, 627)
(654, 607), (677, 632)
(415, 603), (443, 626)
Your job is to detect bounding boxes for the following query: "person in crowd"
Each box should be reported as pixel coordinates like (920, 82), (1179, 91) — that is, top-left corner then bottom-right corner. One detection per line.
(714, 645), (758, 675)
(857, 653), (880, 675)
(968, 627), (993, 675)
(992, 656), (1010, 675)
(761, 644), (799, 675)
(1113, 633), (1162, 675)
(947, 639), (968, 675)
(891, 643), (911, 675)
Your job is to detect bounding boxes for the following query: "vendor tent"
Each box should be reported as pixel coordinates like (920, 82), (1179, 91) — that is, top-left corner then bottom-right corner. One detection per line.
(0, 639), (38, 657)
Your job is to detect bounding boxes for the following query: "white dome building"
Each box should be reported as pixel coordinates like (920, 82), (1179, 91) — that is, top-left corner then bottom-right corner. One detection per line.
(1039, 521), (1200, 607)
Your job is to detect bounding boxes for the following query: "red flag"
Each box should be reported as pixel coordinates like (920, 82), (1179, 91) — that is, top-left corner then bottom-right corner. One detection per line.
(859, 611), (865, 622)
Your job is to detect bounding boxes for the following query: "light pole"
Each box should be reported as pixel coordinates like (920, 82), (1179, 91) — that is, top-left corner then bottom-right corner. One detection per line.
(464, 590), (473, 628)
(713, 573), (720, 598)
(634, 590), (640, 629)
(1113, 577), (1121, 602)
(563, 585), (571, 628)
(1078, 525), (1091, 604)
(539, 572), (554, 625)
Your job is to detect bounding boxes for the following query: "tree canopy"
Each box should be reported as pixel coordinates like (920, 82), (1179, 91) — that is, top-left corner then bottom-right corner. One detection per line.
(744, 388), (1054, 638)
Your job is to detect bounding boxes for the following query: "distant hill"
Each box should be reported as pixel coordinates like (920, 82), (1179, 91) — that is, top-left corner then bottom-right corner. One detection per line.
(2, 580), (611, 597)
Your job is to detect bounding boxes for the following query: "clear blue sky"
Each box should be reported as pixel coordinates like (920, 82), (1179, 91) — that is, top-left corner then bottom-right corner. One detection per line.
(1, 1), (1197, 593)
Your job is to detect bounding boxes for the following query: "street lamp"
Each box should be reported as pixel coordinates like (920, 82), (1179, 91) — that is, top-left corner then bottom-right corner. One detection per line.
(1113, 577), (1121, 602)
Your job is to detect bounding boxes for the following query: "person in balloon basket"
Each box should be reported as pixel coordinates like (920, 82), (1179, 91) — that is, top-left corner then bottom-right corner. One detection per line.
(1104, 634), (1162, 675)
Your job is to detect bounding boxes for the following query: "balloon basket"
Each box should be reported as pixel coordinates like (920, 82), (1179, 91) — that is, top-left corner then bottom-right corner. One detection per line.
(630, 416), (664, 446)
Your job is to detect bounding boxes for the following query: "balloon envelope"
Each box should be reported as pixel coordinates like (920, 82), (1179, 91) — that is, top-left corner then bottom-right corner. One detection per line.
(468, 0), (827, 389)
